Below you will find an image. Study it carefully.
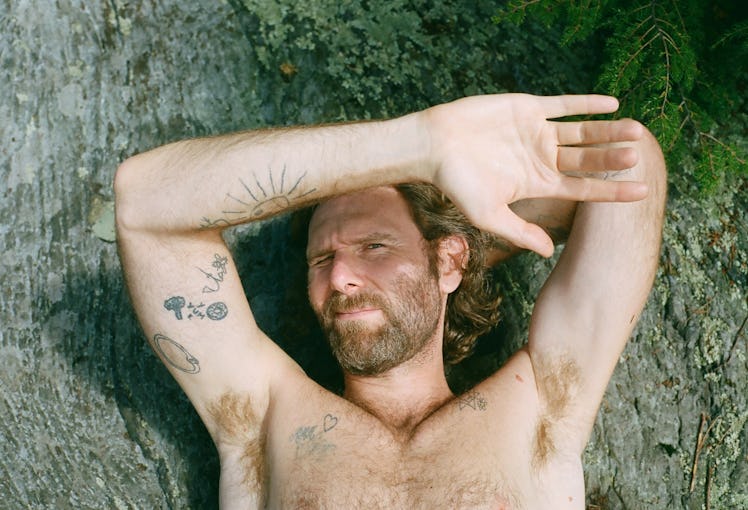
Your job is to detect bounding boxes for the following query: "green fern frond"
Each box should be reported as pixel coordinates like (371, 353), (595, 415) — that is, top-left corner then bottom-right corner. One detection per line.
(712, 18), (748, 49)
(492, 0), (545, 25)
(559, 0), (607, 45)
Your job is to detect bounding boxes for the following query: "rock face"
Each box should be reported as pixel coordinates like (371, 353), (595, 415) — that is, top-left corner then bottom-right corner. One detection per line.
(1, 1), (745, 509)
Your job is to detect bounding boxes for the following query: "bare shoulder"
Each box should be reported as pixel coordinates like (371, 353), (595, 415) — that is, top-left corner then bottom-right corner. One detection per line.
(440, 348), (543, 458)
(476, 347), (538, 401)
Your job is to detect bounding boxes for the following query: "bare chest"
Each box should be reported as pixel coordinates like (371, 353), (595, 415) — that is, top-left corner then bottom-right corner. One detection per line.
(214, 363), (585, 509)
(264, 404), (523, 509)
(276, 470), (514, 510)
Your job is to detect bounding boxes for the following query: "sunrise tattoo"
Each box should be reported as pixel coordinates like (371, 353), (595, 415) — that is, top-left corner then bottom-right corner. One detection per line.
(290, 413), (339, 459)
(200, 166), (317, 228)
(153, 333), (200, 374)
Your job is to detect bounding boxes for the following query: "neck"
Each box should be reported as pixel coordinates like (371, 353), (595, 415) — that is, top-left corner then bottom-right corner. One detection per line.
(342, 337), (454, 440)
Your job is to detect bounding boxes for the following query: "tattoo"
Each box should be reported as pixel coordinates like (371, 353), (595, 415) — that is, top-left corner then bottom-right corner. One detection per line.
(153, 333), (200, 374)
(163, 296), (186, 319)
(163, 296), (228, 321)
(290, 413), (339, 458)
(457, 390), (488, 411)
(206, 302), (229, 320)
(200, 217), (232, 229)
(201, 166), (317, 227)
(323, 413), (338, 432)
(198, 253), (229, 293)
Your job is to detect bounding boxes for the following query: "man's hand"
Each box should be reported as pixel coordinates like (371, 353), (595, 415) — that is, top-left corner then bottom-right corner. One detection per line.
(423, 94), (647, 257)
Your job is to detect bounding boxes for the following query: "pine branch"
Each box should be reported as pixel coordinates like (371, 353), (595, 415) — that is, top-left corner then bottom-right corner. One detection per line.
(493, 0), (748, 193)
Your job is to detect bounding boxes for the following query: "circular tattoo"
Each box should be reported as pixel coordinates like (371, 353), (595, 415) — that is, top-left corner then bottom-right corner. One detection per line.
(153, 333), (200, 374)
(206, 301), (228, 321)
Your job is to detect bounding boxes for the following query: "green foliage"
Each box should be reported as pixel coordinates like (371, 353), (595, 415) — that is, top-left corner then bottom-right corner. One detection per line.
(494, 0), (748, 194)
(233, 0), (515, 121)
(229, 0), (602, 124)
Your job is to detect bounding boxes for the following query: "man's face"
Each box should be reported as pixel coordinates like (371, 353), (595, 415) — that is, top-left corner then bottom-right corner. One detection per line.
(306, 187), (444, 376)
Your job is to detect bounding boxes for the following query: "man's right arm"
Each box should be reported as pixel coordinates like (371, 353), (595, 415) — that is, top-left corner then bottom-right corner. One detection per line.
(114, 115), (432, 441)
(115, 118), (432, 234)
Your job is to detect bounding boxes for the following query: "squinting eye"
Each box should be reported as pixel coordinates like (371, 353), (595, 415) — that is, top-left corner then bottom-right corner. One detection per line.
(310, 255), (333, 267)
(367, 243), (384, 250)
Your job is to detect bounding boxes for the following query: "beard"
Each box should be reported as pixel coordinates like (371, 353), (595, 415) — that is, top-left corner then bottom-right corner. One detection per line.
(317, 269), (442, 377)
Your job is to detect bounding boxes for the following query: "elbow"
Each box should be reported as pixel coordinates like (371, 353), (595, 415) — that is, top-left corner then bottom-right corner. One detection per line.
(638, 126), (668, 200)
(113, 155), (147, 235)
(621, 123), (667, 200)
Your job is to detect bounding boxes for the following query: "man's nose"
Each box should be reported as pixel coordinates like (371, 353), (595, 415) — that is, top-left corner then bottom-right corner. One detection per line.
(329, 253), (364, 294)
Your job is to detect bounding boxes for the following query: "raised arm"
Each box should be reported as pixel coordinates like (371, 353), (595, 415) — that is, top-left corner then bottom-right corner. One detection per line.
(527, 128), (667, 456)
(114, 118), (432, 233)
(114, 116), (441, 504)
(114, 117), (432, 432)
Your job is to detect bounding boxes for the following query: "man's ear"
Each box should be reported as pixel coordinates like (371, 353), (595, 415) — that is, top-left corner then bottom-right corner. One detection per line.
(436, 235), (469, 294)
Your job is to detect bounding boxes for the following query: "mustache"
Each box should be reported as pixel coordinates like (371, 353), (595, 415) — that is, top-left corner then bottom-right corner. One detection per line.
(323, 292), (388, 318)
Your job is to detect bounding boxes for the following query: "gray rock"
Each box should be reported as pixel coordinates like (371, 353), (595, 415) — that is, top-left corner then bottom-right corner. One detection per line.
(2, 1), (745, 508)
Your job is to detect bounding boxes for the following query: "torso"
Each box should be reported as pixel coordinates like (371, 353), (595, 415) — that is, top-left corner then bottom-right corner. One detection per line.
(215, 350), (586, 509)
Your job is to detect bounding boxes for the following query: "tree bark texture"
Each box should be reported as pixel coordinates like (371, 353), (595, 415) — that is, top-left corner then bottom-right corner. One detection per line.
(1, 1), (745, 508)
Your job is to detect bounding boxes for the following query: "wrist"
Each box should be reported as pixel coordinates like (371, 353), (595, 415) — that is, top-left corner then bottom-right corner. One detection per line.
(390, 110), (436, 185)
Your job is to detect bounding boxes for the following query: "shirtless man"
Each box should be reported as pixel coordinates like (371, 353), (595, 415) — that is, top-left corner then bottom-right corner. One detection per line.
(114, 93), (666, 509)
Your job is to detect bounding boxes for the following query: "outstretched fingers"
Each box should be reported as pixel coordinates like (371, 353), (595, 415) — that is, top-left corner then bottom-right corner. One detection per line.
(555, 175), (649, 203)
(557, 146), (639, 172)
(555, 118), (644, 146)
(538, 94), (620, 120)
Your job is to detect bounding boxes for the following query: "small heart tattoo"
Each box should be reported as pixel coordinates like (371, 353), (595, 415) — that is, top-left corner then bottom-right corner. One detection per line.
(323, 414), (338, 432)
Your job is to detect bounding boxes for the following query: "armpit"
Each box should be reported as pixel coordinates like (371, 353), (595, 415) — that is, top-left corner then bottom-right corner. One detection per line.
(207, 392), (266, 494)
(531, 356), (581, 469)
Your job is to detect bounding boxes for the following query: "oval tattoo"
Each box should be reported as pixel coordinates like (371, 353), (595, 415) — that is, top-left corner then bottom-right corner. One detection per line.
(206, 302), (228, 321)
(153, 333), (200, 374)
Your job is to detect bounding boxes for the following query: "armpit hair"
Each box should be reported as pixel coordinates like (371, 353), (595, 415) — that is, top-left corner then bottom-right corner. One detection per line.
(531, 356), (581, 469)
(207, 392), (267, 495)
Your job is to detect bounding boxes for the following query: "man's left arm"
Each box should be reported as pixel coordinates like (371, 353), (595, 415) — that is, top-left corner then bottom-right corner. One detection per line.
(527, 128), (667, 454)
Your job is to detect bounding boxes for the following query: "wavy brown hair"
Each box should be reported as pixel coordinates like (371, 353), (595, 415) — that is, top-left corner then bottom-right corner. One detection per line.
(395, 183), (501, 365)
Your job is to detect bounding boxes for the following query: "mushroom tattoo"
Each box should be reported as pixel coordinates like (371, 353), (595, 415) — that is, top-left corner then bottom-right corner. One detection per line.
(164, 296), (186, 320)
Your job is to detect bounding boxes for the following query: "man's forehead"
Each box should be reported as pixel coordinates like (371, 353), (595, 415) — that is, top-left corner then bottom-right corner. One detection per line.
(307, 186), (417, 251)
(312, 186), (402, 217)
